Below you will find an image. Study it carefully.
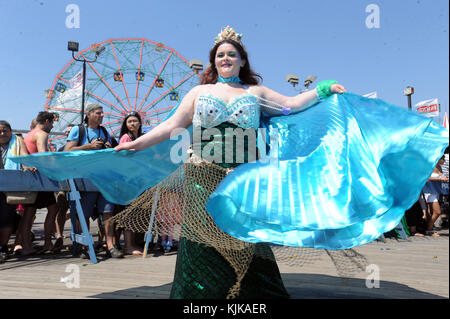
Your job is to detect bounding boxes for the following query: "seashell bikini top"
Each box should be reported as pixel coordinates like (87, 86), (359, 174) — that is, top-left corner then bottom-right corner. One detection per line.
(193, 86), (260, 130)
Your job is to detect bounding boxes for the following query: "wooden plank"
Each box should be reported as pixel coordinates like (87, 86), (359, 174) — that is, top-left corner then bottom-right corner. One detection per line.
(0, 209), (448, 299)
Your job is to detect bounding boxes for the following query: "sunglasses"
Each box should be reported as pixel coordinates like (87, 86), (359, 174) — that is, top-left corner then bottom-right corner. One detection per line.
(126, 112), (139, 117)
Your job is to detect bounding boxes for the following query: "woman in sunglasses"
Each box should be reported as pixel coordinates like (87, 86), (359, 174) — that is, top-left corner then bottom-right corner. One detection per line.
(119, 112), (143, 144)
(114, 112), (144, 255)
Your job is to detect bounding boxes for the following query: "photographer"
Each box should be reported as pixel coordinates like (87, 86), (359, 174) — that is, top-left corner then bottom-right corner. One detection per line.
(65, 104), (113, 151)
(64, 104), (123, 258)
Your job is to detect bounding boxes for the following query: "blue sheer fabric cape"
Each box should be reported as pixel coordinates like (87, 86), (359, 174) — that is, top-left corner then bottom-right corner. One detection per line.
(9, 93), (448, 249)
(206, 93), (448, 249)
(8, 136), (185, 205)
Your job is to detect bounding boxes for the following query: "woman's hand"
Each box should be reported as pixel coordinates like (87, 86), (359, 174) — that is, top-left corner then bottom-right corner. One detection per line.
(23, 165), (37, 172)
(330, 84), (347, 94)
(114, 141), (136, 152)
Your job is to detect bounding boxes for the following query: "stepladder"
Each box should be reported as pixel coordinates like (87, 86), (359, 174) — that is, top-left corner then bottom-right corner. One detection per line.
(67, 179), (98, 264)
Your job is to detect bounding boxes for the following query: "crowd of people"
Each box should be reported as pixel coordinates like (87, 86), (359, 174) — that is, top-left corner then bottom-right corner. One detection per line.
(405, 148), (449, 237)
(0, 106), (175, 263)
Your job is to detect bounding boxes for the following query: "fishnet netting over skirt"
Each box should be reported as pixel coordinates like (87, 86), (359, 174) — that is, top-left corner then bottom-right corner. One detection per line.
(111, 158), (368, 298)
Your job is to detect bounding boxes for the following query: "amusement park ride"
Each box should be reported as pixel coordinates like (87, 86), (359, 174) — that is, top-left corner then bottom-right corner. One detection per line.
(43, 38), (202, 149)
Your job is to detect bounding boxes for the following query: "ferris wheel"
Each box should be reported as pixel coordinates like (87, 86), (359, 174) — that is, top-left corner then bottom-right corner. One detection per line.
(45, 38), (201, 148)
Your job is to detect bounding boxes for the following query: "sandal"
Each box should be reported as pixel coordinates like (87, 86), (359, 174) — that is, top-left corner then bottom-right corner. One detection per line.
(425, 231), (440, 237)
(124, 249), (143, 256)
(78, 247), (91, 259)
(20, 248), (37, 256)
(106, 247), (124, 258)
(95, 242), (106, 252)
(37, 247), (52, 255)
(51, 238), (64, 253)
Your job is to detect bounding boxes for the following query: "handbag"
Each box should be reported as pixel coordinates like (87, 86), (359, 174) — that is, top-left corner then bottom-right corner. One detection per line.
(5, 191), (38, 205)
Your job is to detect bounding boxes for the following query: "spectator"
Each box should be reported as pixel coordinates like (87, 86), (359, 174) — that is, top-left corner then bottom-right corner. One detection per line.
(0, 120), (31, 262)
(405, 195), (427, 237)
(119, 112), (143, 143)
(18, 112), (58, 254)
(156, 190), (182, 253)
(46, 124), (77, 254)
(442, 146), (449, 177)
(116, 112), (144, 255)
(57, 124), (75, 152)
(422, 156), (448, 237)
(65, 103), (123, 258)
(30, 118), (37, 130)
(14, 121), (39, 251)
(441, 147), (449, 227)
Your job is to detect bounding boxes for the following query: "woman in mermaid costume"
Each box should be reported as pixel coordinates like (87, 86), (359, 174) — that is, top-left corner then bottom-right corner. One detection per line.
(116, 26), (344, 298)
(11, 26), (448, 298)
(112, 25), (446, 298)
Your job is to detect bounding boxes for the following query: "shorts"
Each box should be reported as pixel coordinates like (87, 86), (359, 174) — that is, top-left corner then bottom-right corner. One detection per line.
(24, 192), (57, 209)
(0, 192), (17, 230)
(75, 192), (114, 220)
(424, 193), (439, 203)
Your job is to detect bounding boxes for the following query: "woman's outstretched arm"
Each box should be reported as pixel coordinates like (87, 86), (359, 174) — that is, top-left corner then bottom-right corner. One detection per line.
(256, 82), (346, 115)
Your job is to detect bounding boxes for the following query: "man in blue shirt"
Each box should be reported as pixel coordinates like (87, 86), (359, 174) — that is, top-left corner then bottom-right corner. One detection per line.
(65, 103), (123, 258)
(65, 106), (112, 151)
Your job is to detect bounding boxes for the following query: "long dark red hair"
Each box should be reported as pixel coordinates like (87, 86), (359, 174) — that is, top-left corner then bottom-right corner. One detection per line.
(200, 40), (262, 85)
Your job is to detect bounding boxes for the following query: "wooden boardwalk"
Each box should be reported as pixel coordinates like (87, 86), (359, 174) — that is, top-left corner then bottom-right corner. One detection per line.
(0, 209), (448, 299)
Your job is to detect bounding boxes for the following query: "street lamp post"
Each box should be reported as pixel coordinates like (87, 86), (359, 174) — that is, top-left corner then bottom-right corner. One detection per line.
(286, 74), (317, 92)
(404, 86), (414, 111)
(304, 75), (318, 89)
(189, 59), (204, 72)
(67, 41), (105, 124)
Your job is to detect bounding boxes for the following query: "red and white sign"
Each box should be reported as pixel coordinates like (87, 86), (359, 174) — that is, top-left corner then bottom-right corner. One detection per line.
(415, 98), (439, 117)
(443, 112), (449, 131)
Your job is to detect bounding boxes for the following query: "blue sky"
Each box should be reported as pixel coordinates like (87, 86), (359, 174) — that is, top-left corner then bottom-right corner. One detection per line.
(0, 0), (448, 131)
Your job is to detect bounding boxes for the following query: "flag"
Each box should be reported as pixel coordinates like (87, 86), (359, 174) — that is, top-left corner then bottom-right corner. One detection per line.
(55, 71), (83, 109)
(414, 98), (439, 118)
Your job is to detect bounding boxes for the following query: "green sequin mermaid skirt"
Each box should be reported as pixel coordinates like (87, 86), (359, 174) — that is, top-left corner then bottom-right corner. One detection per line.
(169, 123), (289, 299)
(169, 238), (289, 299)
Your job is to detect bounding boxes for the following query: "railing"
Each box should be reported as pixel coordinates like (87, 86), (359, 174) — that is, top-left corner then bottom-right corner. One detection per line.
(0, 170), (98, 263)
(0, 170), (98, 192)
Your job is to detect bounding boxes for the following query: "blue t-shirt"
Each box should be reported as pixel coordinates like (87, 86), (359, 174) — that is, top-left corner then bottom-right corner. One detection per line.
(67, 125), (112, 146)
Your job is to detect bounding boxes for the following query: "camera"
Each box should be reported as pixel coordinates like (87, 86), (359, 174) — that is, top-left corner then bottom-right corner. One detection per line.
(96, 137), (107, 149)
